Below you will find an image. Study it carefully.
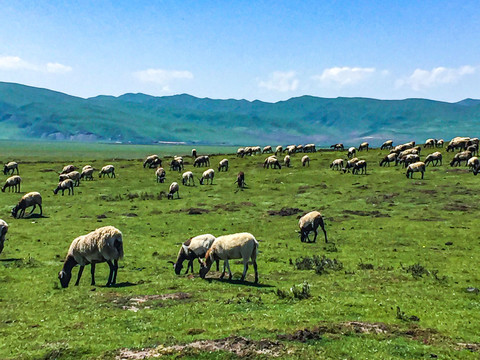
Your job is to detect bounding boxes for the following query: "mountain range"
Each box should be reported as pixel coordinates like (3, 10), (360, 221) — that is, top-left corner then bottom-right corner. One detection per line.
(0, 81), (479, 146)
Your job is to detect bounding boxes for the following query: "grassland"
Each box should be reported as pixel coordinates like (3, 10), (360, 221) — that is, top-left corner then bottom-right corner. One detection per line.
(0, 142), (479, 359)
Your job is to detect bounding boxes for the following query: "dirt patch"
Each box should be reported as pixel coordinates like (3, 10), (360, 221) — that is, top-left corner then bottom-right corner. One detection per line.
(116, 336), (284, 359)
(277, 328), (323, 342)
(446, 168), (469, 173)
(39, 168), (57, 173)
(297, 184), (327, 193)
(213, 203), (240, 212)
(172, 207), (210, 215)
(342, 209), (390, 217)
(443, 203), (476, 212)
(112, 293), (191, 312)
(268, 207), (303, 216)
(123, 213), (138, 217)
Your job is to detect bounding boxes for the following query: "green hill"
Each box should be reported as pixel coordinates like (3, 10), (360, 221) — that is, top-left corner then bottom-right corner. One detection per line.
(0, 81), (479, 146)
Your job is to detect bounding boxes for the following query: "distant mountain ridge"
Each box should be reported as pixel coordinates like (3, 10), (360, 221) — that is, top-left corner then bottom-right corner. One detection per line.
(0, 81), (479, 146)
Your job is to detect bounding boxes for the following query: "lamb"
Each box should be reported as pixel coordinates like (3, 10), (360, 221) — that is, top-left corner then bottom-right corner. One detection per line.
(156, 167), (166, 183)
(450, 151), (472, 167)
(234, 171), (246, 188)
(284, 155), (291, 167)
(199, 169), (215, 185)
(169, 234), (219, 275)
(298, 211), (327, 243)
(467, 157), (479, 171)
(143, 155), (161, 168)
(80, 167), (94, 181)
(262, 146), (273, 153)
(59, 171), (81, 186)
(379, 153), (397, 167)
(301, 155), (310, 167)
(303, 144), (316, 153)
(352, 160), (367, 174)
(424, 152), (442, 166)
(380, 140), (393, 150)
(424, 139), (436, 148)
(218, 159), (229, 172)
(99, 165), (115, 178)
(58, 226), (123, 288)
(3, 162), (19, 175)
(11, 192), (42, 218)
(167, 182), (180, 199)
(60, 165), (75, 174)
(330, 158), (344, 170)
(2, 175), (21, 192)
(347, 147), (356, 158)
(275, 145), (283, 156)
(358, 142), (369, 151)
(330, 143), (344, 151)
(264, 156), (281, 169)
(199, 232), (259, 283)
(182, 171), (195, 186)
(53, 179), (75, 196)
(0, 219), (8, 256)
(406, 162), (426, 179)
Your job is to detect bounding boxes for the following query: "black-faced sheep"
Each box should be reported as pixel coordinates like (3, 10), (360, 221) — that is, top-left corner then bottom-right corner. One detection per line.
(379, 153), (397, 167)
(80, 167), (94, 181)
(406, 161), (426, 179)
(467, 157), (479, 171)
(264, 156), (281, 169)
(194, 156), (209, 167)
(358, 142), (369, 151)
(199, 232), (259, 283)
(284, 155), (291, 167)
(169, 234), (218, 275)
(304, 144), (316, 153)
(343, 157), (359, 173)
(99, 165), (115, 178)
(331, 143), (344, 151)
(352, 160), (367, 174)
(301, 155), (310, 167)
(53, 179), (75, 196)
(60, 165), (75, 174)
(436, 139), (444, 147)
(398, 154), (420, 168)
(199, 169), (215, 185)
(467, 144), (478, 156)
(59, 171), (81, 186)
(167, 182), (180, 199)
(0, 219), (8, 256)
(58, 226), (123, 288)
(424, 152), (442, 166)
(380, 140), (393, 150)
(170, 159), (182, 172)
(446, 137), (470, 152)
(182, 171), (195, 186)
(262, 146), (273, 154)
(285, 145), (297, 155)
(156, 167), (166, 183)
(191, 149), (197, 158)
(298, 211), (327, 243)
(2, 175), (21, 193)
(218, 159), (229, 172)
(330, 158), (344, 170)
(424, 139), (436, 148)
(3, 162), (19, 175)
(450, 151), (472, 167)
(275, 145), (283, 156)
(11, 192), (42, 218)
(237, 148), (245, 157)
(347, 147), (356, 158)
(234, 171), (246, 188)
(174, 156), (184, 170)
(143, 155), (161, 168)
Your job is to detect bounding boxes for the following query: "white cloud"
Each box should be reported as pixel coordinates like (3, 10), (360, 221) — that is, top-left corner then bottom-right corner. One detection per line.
(0, 56), (72, 74)
(46, 62), (72, 74)
(397, 65), (476, 91)
(258, 71), (299, 92)
(313, 67), (376, 86)
(134, 69), (193, 91)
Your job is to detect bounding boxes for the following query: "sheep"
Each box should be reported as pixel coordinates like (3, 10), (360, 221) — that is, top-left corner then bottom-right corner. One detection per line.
(379, 153), (397, 167)
(237, 148), (245, 157)
(199, 169), (215, 185)
(174, 156), (184, 170)
(191, 149), (197, 158)
(343, 157), (359, 173)
(467, 144), (478, 156)
(436, 139), (444, 148)
(143, 155), (161, 168)
(380, 140), (393, 150)
(58, 226), (123, 288)
(284, 155), (291, 167)
(53, 179), (75, 196)
(182, 171), (195, 186)
(330, 158), (344, 170)
(275, 145), (283, 156)
(301, 155), (310, 167)
(2, 175), (21, 192)
(398, 154), (420, 168)
(218, 159), (229, 172)
(467, 157), (480, 171)
(330, 143), (344, 151)
(80, 167), (94, 181)
(262, 146), (273, 154)
(450, 151), (472, 167)
(99, 165), (115, 178)
(296, 144), (304, 153)
(446, 137), (470, 152)
(358, 142), (369, 151)
(170, 159), (182, 172)
(396, 148), (420, 164)
(11, 192), (42, 218)
(252, 146), (262, 155)
(59, 171), (81, 186)
(298, 211), (327, 243)
(199, 232), (259, 283)
(391, 142), (415, 154)
(264, 156), (281, 169)
(234, 171), (246, 188)
(156, 167), (166, 183)
(169, 234), (218, 275)
(285, 145), (297, 155)
(304, 144), (316, 153)
(60, 165), (75, 174)
(167, 182), (180, 199)
(193, 156), (209, 167)
(424, 152), (442, 166)
(352, 160), (367, 174)
(347, 147), (356, 158)
(406, 161), (426, 179)
(3, 162), (19, 175)
(424, 139), (436, 148)
(0, 219), (8, 256)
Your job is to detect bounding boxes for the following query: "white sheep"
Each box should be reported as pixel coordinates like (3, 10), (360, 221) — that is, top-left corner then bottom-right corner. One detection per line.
(304, 144), (316, 153)
(58, 226), (123, 288)
(182, 171), (195, 186)
(218, 159), (229, 172)
(284, 155), (291, 167)
(3, 162), (19, 175)
(330, 158), (344, 170)
(2, 175), (21, 192)
(264, 156), (281, 169)
(99, 165), (115, 178)
(53, 179), (75, 196)
(424, 152), (442, 166)
(0, 219), (8, 256)
(80, 167), (94, 181)
(358, 142), (369, 151)
(343, 157), (359, 173)
(330, 143), (344, 151)
(406, 161), (426, 179)
(156, 167), (166, 183)
(60, 164), (75, 174)
(285, 145), (297, 155)
(82, 165), (93, 172)
(199, 232), (259, 283)
(11, 192), (42, 218)
(168, 182), (180, 199)
(262, 145), (273, 154)
(143, 155), (161, 168)
(380, 140), (393, 150)
(436, 139), (444, 148)
(347, 147), (356, 158)
(275, 145), (283, 155)
(467, 156), (479, 171)
(199, 169), (215, 185)
(59, 171), (81, 186)
(379, 153), (397, 167)
(301, 155), (310, 166)
(424, 139), (435, 148)
(169, 234), (218, 275)
(298, 211), (327, 243)
(450, 151), (472, 167)
(237, 148), (245, 157)
(352, 160), (367, 174)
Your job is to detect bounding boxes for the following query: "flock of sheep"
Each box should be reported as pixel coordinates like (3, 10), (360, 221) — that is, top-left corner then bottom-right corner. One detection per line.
(0, 135), (477, 288)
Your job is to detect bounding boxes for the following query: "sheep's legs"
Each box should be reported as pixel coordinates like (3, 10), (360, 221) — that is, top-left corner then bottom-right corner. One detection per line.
(312, 230), (318, 243)
(75, 266), (85, 286)
(111, 259), (119, 285)
(106, 260), (115, 286)
(253, 260), (258, 283)
(38, 204), (43, 216)
(220, 261), (227, 279)
(241, 261), (249, 281)
(91, 263), (96, 285)
(225, 260), (232, 280)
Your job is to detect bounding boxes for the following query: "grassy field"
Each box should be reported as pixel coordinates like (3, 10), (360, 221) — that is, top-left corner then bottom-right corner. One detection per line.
(0, 142), (480, 359)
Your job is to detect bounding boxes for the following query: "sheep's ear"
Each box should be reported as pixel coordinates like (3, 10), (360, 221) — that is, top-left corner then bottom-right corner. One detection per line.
(0, 226), (7, 236)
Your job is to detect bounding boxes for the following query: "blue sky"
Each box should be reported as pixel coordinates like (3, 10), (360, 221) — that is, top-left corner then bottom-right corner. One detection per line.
(1, 1), (480, 102)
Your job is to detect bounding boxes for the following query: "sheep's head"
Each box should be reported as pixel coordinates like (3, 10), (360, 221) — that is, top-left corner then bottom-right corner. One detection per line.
(58, 270), (71, 288)
(199, 264), (209, 279)
(173, 262), (183, 275)
(3, 166), (7, 175)
(11, 205), (19, 218)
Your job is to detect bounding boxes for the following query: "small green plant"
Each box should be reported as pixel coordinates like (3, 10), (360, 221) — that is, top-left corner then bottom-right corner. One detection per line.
(396, 306), (420, 322)
(290, 281), (311, 300)
(294, 255), (343, 275)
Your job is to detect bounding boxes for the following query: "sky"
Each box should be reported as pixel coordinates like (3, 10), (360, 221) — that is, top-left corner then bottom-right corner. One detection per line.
(1, 0), (480, 102)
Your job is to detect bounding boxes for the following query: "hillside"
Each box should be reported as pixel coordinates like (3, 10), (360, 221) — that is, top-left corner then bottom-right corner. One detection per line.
(0, 81), (479, 146)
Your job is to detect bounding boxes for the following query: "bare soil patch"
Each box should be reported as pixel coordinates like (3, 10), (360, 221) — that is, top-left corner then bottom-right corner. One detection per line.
(342, 209), (390, 217)
(443, 203), (476, 212)
(268, 207), (304, 216)
(111, 293), (191, 312)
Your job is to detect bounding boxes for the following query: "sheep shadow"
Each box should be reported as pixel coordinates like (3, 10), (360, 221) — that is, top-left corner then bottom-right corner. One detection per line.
(208, 278), (274, 288)
(15, 214), (49, 219)
(106, 281), (138, 288)
(0, 258), (22, 262)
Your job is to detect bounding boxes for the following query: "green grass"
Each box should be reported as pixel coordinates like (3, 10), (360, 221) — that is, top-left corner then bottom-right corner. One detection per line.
(0, 144), (480, 359)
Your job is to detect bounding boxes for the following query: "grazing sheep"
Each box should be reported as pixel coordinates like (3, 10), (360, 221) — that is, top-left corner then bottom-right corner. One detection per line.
(347, 147), (356, 158)
(252, 146), (262, 155)
(285, 145), (297, 155)
(169, 234), (218, 275)
(59, 171), (81, 186)
(284, 155), (291, 167)
(58, 226), (123, 288)
(170, 159), (182, 172)
(3, 162), (19, 175)
(450, 151), (472, 167)
(406, 162), (426, 179)
(467, 144), (478, 156)
(330, 143), (344, 151)
(264, 156), (281, 169)
(80, 167), (94, 181)
(60, 165), (75, 174)
(194, 156), (209, 167)
(424, 139), (436, 148)
(11, 192), (42, 218)
(424, 152), (443, 166)
(192, 149), (197, 158)
(199, 169), (215, 185)
(0, 219), (8, 256)
(301, 155), (310, 167)
(218, 159), (229, 172)
(99, 165), (115, 178)
(53, 179), (75, 196)
(199, 232), (259, 283)
(174, 156), (184, 170)
(275, 145), (283, 156)
(296, 144), (304, 153)
(446, 137), (470, 152)
(234, 171), (246, 188)
(304, 144), (316, 153)
(436, 139), (444, 148)
(343, 157), (359, 173)
(298, 211), (327, 243)
(330, 158), (344, 170)
(237, 148), (245, 157)
(167, 182), (180, 199)
(82, 165), (93, 172)
(398, 154), (420, 168)
(352, 160), (367, 174)
(358, 142), (369, 151)
(467, 157), (479, 171)
(379, 153), (397, 167)
(143, 155), (161, 168)
(2, 175), (21, 192)
(380, 140), (393, 150)
(156, 167), (166, 183)
(182, 171), (195, 186)
(262, 146), (273, 154)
